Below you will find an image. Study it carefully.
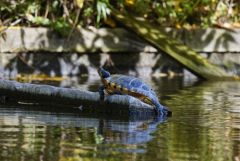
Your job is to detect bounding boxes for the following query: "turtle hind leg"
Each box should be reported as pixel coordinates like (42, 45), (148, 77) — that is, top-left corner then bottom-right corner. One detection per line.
(99, 85), (105, 101)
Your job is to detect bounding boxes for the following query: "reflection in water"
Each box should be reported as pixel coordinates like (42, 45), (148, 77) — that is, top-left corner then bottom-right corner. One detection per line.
(0, 80), (240, 161)
(162, 81), (240, 161)
(0, 105), (166, 161)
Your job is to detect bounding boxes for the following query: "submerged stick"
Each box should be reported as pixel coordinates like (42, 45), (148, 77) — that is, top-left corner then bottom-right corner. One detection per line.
(0, 79), (156, 116)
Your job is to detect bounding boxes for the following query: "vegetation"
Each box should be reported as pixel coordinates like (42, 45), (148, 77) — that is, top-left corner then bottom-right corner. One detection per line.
(124, 0), (240, 28)
(0, 0), (239, 34)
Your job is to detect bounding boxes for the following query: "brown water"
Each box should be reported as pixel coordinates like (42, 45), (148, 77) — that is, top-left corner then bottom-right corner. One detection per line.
(0, 78), (240, 161)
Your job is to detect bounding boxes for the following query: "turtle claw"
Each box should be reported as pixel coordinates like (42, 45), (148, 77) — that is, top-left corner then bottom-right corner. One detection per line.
(155, 107), (172, 117)
(98, 86), (105, 102)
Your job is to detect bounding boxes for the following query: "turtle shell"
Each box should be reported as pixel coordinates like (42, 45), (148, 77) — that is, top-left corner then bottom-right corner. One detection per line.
(103, 74), (158, 106)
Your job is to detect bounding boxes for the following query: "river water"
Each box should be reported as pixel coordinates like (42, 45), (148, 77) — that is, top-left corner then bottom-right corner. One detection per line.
(0, 77), (239, 161)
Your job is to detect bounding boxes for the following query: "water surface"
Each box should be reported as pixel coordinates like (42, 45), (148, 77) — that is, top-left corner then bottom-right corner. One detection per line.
(0, 78), (239, 161)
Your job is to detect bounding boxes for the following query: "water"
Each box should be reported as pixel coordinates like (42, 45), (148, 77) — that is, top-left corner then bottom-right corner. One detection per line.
(0, 78), (239, 161)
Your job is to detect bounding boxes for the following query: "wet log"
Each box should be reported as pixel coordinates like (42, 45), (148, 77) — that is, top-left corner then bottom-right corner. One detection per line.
(0, 79), (156, 117)
(111, 9), (239, 81)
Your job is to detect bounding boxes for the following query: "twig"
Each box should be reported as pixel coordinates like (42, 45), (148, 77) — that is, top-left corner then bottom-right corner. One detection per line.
(67, 8), (81, 40)
(61, 0), (70, 18)
(16, 53), (36, 70)
(0, 19), (22, 36)
(44, 0), (50, 18)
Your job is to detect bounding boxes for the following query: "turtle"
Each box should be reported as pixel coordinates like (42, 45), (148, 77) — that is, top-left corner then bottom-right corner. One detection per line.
(98, 67), (171, 116)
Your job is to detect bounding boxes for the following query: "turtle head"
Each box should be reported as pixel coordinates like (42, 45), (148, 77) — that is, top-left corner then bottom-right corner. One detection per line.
(98, 67), (111, 78)
(154, 101), (172, 117)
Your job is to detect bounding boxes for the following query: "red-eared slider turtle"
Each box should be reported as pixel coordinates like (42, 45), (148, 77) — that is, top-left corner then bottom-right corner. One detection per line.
(98, 67), (171, 116)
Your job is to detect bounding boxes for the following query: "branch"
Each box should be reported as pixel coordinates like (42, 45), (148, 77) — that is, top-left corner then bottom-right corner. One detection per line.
(110, 8), (239, 81)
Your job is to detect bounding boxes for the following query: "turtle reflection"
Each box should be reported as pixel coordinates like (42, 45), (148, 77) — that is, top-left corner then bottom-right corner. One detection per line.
(0, 105), (167, 148)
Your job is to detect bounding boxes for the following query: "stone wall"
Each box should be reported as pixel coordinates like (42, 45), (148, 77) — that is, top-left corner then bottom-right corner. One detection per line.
(1, 27), (240, 53)
(0, 27), (239, 77)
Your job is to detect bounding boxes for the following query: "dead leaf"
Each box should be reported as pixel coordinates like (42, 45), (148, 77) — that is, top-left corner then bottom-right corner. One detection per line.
(75, 0), (84, 8)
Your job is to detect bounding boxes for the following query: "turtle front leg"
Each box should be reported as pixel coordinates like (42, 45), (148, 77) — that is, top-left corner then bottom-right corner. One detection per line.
(98, 85), (105, 101)
(155, 103), (172, 117)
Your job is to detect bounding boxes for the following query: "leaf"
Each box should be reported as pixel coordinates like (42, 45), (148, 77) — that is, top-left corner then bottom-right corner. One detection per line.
(125, 0), (135, 6)
(96, 1), (111, 26)
(96, 2), (102, 24)
(75, 0), (84, 8)
(51, 18), (71, 36)
(52, 0), (59, 9)
(104, 18), (116, 27)
(101, 3), (107, 19)
(26, 14), (50, 26)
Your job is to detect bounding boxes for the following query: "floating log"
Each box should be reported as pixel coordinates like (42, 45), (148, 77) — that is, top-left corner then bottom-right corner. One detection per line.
(111, 9), (239, 81)
(0, 79), (159, 117)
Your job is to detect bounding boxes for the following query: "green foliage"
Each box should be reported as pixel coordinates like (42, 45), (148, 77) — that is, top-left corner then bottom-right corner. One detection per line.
(0, 0), (111, 35)
(96, 0), (111, 26)
(51, 18), (71, 36)
(121, 0), (240, 28)
(0, 0), (239, 31)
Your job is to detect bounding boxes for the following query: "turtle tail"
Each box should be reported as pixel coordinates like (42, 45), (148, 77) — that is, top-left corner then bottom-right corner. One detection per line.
(98, 67), (111, 78)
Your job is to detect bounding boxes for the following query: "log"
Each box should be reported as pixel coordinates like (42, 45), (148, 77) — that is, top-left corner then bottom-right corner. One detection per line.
(0, 79), (159, 117)
(111, 9), (240, 81)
